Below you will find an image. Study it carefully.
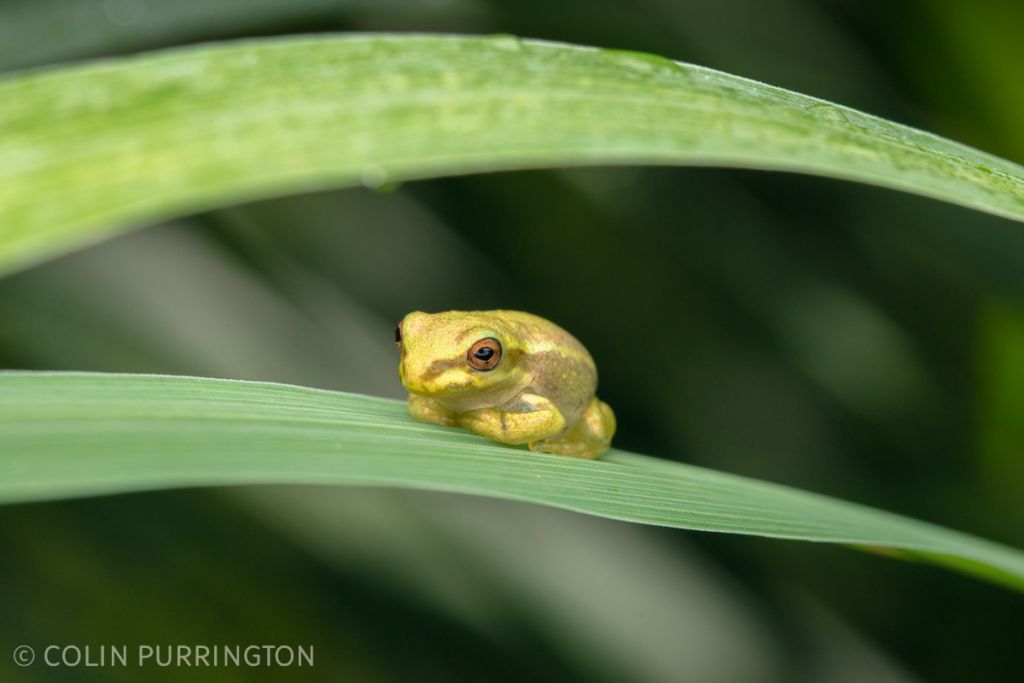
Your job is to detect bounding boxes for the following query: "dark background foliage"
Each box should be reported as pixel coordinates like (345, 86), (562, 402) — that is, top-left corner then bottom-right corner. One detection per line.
(1, 1), (1022, 681)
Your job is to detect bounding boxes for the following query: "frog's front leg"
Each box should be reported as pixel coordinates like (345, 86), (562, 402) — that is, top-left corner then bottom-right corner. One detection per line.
(408, 394), (458, 427)
(457, 393), (566, 446)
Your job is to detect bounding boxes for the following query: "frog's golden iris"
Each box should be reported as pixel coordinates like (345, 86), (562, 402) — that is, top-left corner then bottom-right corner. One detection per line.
(467, 338), (502, 371)
(395, 310), (615, 459)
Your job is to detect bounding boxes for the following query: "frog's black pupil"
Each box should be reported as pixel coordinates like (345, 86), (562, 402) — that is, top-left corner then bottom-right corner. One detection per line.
(394, 325), (402, 344)
(475, 347), (494, 360)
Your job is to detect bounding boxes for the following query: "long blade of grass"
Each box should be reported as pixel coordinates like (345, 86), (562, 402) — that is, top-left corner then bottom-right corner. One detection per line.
(2, 371), (1022, 592)
(1, 34), (1022, 275)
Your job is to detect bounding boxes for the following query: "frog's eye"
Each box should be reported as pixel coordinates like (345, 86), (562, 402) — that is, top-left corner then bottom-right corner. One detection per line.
(393, 322), (403, 348)
(467, 338), (502, 371)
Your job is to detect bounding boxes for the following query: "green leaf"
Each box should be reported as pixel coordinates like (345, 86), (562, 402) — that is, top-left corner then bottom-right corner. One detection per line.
(2, 371), (1023, 592)
(2, 34), (1023, 276)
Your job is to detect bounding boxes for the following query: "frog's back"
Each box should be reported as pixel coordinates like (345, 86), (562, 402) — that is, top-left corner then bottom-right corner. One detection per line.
(490, 310), (597, 421)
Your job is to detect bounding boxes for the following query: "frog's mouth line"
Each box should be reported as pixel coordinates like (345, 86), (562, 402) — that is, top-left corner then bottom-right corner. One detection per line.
(399, 356), (470, 397)
(416, 356), (466, 383)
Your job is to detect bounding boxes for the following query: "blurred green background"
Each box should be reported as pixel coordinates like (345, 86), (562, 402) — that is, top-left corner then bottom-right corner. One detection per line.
(1, 0), (1023, 681)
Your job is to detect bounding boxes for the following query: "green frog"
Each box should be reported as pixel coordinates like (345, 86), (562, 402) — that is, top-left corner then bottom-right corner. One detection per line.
(395, 310), (615, 459)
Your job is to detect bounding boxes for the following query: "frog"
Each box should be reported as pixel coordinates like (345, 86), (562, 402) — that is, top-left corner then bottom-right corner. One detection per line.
(395, 310), (616, 460)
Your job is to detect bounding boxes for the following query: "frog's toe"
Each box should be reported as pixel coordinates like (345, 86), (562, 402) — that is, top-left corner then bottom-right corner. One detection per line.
(408, 394), (458, 427)
(528, 438), (601, 459)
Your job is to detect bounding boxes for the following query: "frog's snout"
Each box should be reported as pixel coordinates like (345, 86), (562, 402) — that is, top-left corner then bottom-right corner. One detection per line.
(397, 347), (424, 395)
(398, 351), (416, 391)
(396, 312), (430, 392)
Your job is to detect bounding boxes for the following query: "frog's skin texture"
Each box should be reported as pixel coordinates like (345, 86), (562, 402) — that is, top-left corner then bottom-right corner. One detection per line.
(396, 310), (616, 460)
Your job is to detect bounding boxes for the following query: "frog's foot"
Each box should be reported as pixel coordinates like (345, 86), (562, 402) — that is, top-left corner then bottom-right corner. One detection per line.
(408, 394), (458, 427)
(529, 397), (616, 460)
(457, 395), (566, 446)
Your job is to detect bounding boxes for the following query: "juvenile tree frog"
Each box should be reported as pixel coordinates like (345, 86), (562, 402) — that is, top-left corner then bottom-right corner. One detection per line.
(395, 310), (616, 459)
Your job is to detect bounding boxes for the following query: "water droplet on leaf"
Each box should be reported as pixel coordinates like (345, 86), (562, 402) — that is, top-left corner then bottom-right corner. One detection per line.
(807, 103), (851, 124)
(360, 165), (388, 189)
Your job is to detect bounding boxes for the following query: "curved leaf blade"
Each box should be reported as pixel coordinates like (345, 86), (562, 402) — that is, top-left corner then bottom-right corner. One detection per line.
(1, 34), (1022, 275)
(1, 371), (1022, 592)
